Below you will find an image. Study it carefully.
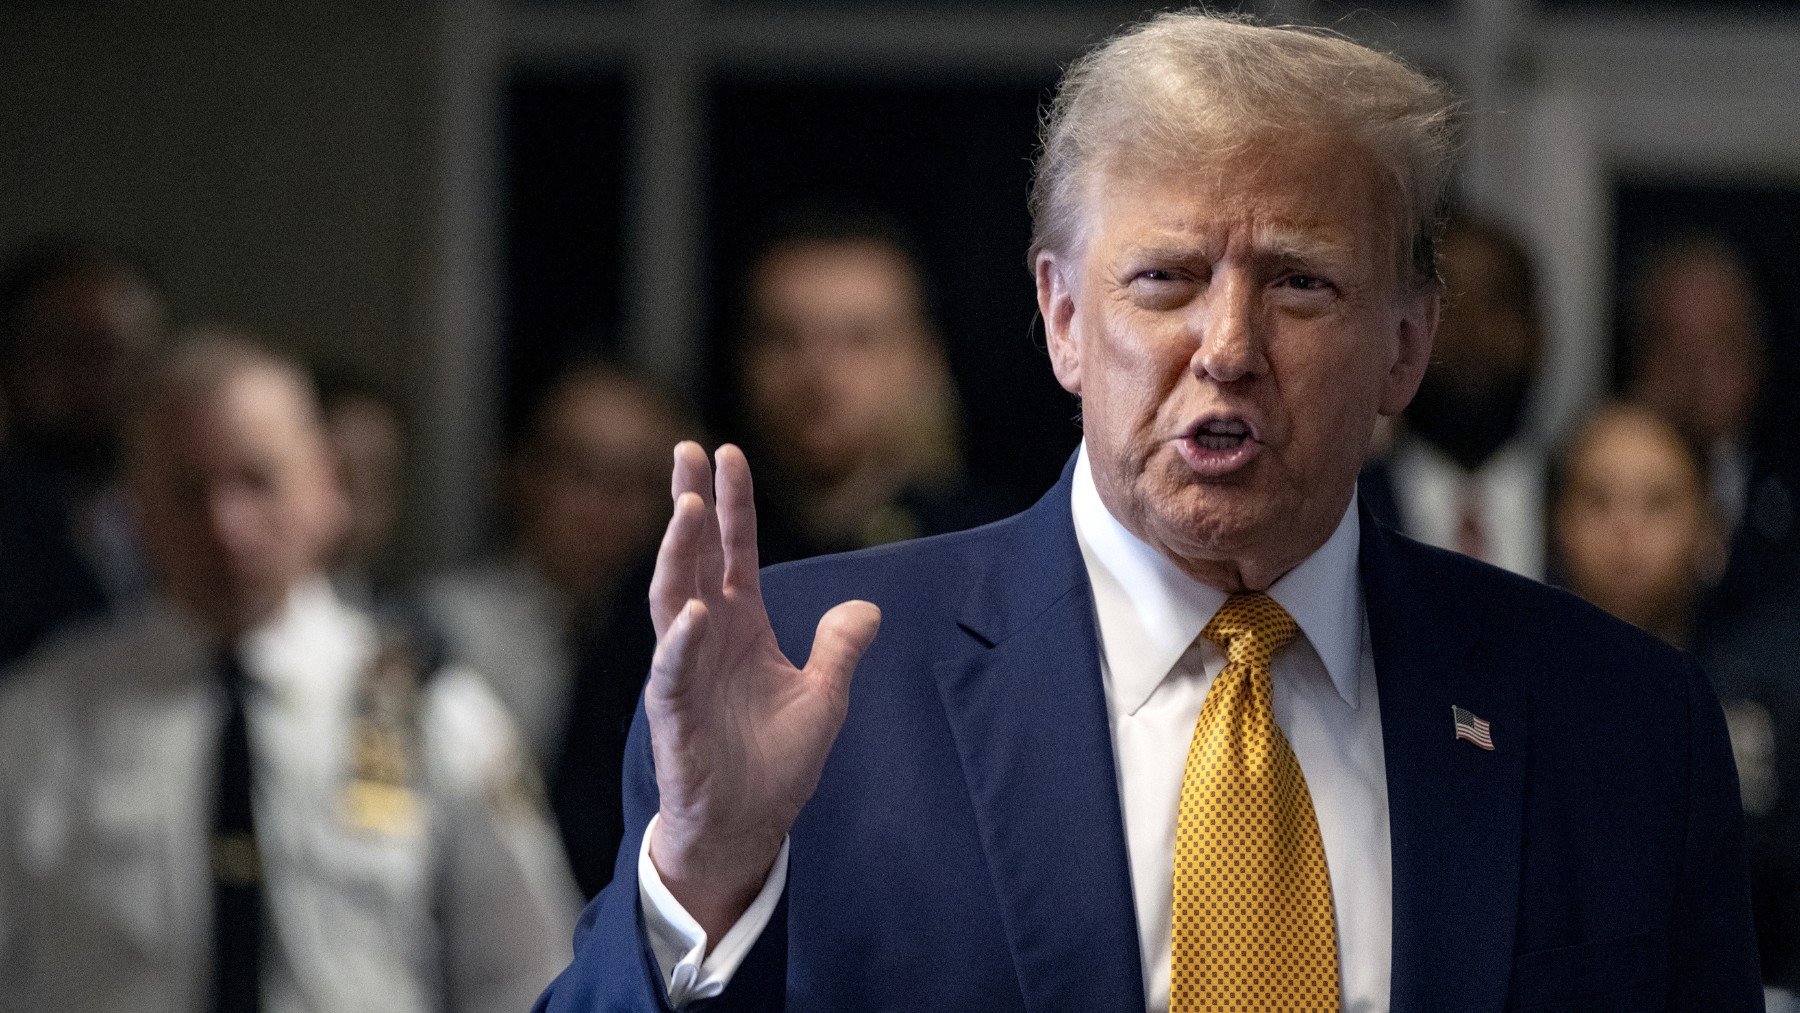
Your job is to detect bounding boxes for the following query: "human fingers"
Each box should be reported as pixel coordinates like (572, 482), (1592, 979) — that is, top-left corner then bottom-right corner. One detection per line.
(671, 441), (725, 601)
(804, 600), (882, 702)
(647, 598), (710, 702)
(649, 491), (707, 638)
(670, 440), (711, 503)
(714, 444), (763, 598)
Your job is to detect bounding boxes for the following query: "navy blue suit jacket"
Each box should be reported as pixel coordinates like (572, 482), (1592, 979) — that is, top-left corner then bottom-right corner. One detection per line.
(537, 467), (1760, 1011)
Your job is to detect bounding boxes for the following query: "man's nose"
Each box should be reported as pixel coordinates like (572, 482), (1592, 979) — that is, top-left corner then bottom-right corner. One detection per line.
(1189, 272), (1268, 384)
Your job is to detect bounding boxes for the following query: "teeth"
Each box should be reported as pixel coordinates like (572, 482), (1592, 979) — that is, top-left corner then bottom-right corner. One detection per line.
(1194, 433), (1246, 451)
(1196, 418), (1249, 437)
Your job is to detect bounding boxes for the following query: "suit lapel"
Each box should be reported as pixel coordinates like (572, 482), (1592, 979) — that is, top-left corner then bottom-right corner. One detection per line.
(933, 472), (1147, 1013)
(1362, 508), (1527, 1012)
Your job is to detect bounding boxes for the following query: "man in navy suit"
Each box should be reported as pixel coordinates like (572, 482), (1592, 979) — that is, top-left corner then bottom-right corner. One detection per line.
(538, 11), (1759, 1011)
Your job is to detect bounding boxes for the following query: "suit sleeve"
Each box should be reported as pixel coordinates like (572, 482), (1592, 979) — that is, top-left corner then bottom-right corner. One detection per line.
(1669, 655), (1765, 1007)
(534, 698), (791, 1012)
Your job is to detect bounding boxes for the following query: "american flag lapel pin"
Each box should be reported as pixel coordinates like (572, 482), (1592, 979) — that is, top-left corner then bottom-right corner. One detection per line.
(1452, 705), (1495, 750)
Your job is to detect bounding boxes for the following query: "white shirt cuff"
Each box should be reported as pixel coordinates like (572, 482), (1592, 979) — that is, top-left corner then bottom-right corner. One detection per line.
(637, 813), (790, 1007)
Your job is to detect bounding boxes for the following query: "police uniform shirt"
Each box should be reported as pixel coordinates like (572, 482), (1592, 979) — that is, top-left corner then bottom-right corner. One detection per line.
(0, 579), (579, 1013)
(423, 559), (573, 769)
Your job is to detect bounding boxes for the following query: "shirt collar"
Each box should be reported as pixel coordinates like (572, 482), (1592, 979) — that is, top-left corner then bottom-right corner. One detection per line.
(237, 577), (362, 693)
(1395, 432), (1541, 489)
(1069, 443), (1364, 715)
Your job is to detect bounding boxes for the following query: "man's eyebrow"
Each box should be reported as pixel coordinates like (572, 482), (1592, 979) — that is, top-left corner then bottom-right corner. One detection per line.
(1258, 228), (1357, 263)
(1122, 234), (1359, 265)
(1121, 244), (1212, 262)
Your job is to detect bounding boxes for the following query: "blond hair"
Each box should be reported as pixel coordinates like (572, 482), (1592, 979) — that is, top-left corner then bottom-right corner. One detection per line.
(1028, 9), (1460, 285)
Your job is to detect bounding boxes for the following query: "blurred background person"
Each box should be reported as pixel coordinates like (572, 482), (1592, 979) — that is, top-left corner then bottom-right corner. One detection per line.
(1549, 399), (1800, 999)
(1626, 235), (1800, 611)
(0, 333), (576, 1013)
(1548, 401), (1725, 648)
(734, 209), (1016, 564)
(1361, 212), (1550, 579)
(422, 358), (686, 897)
(1623, 243), (1800, 994)
(0, 238), (169, 669)
(316, 369), (410, 608)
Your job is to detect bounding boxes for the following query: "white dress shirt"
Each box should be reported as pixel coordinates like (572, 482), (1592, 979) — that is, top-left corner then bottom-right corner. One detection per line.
(642, 445), (1393, 1011)
(1072, 448), (1391, 1011)
(1387, 434), (1546, 581)
(0, 581), (580, 1013)
(423, 558), (576, 767)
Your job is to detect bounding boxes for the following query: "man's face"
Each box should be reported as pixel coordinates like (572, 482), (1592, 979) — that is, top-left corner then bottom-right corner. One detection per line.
(744, 239), (942, 483)
(324, 397), (406, 570)
(131, 368), (348, 639)
(12, 267), (166, 476)
(516, 376), (677, 603)
(1434, 228), (1539, 381)
(1553, 411), (1718, 634)
(1635, 254), (1763, 446)
(1039, 134), (1436, 587)
(1402, 226), (1542, 470)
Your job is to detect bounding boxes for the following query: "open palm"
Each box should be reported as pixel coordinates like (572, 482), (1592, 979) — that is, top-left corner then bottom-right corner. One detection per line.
(642, 442), (881, 938)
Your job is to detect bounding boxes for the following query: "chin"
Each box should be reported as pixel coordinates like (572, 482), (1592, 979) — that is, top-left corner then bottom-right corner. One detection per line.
(1139, 478), (1273, 558)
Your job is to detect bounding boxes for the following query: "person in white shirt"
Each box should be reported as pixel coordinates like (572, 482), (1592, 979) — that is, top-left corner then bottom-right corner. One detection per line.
(424, 361), (684, 897)
(536, 11), (1758, 1011)
(427, 362), (681, 769)
(1360, 214), (1551, 580)
(0, 334), (578, 1013)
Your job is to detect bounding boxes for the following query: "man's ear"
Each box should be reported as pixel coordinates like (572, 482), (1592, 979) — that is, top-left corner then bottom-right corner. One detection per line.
(1037, 251), (1082, 396)
(1378, 284), (1439, 417)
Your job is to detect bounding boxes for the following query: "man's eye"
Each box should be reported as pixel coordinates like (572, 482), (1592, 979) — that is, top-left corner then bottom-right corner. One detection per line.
(1282, 274), (1331, 291)
(1128, 270), (1195, 308)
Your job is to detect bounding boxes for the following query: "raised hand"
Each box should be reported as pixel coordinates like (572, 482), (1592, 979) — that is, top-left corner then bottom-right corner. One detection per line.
(644, 442), (881, 943)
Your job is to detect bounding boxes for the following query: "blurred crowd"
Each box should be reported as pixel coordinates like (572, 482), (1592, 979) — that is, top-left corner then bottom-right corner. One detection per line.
(0, 204), (1798, 1008)
(0, 214), (1016, 1011)
(1361, 215), (1800, 992)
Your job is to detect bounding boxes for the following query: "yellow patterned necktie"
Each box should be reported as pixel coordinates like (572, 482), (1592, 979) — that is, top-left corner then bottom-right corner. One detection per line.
(1171, 593), (1339, 1011)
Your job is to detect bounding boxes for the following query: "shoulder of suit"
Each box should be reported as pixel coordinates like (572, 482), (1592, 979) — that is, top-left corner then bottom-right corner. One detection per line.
(1384, 526), (1693, 691)
(758, 510), (1027, 614)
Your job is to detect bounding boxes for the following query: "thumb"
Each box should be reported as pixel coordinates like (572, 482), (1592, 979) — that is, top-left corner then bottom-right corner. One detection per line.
(805, 599), (882, 695)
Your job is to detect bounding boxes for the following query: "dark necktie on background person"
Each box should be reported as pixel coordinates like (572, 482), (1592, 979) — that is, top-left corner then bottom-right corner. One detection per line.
(1456, 480), (1491, 563)
(211, 650), (263, 1013)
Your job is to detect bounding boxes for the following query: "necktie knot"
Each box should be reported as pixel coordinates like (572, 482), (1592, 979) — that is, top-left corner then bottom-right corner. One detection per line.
(1201, 592), (1299, 668)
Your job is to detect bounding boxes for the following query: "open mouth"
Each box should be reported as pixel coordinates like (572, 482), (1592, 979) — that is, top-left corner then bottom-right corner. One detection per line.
(1190, 417), (1252, 451)
(1174, 414), (1263, 477)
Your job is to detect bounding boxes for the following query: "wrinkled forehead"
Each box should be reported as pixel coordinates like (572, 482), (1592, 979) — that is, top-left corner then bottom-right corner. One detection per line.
(1075, 130), (1413, 278)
